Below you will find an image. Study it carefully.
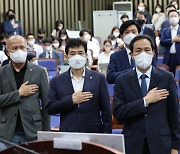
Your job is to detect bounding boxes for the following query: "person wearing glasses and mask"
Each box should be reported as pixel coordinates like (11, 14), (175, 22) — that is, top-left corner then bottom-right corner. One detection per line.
(46, 38), (112, 133)
(113, 35), (180, 154)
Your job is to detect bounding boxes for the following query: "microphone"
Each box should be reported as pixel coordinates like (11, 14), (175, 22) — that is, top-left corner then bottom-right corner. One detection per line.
(0, 137), (40, 154)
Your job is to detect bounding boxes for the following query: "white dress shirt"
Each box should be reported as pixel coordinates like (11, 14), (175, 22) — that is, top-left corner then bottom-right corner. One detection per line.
(98, 51), (114, 64)
(170, 25), (179, 54)
(0, 51), (8, 66)
(70, 68), (85, 92)
(125, 46), (132, 65)
(46, 50), (53, 58)
(136, 66), (152, 107)
(27, 44), (43, 58)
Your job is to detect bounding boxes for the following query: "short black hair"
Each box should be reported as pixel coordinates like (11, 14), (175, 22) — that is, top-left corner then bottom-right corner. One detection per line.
(26, 33), (34, 38)
(55, 19), (64, 30)
(120, 20), (141, 35)
(121, 14), (129, 20)
(134, 11), (147, 19)
(168, 9), (179, 16)
(108, 34), (116, 40)
(0, 33), (9, 40)
(129, 35), (155, 52)
(27, 53), (36, 61)
(65, 38), (87, 55)
(52, 36), (60, 42)
(43, 38), (52, 44)
(166, 4), (176, 10)
(103, 39), (112, 45)
(79, 29), (90, 37)
(6, 9), (15, 16)
(37, 28), (45, 34)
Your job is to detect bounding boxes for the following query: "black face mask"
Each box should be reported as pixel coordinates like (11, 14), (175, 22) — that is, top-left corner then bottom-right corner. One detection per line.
(38, 35), (44, 39)
(8, 15), (15, 20)
(1, 42), (6, 45)
(136, 19), (145, 26)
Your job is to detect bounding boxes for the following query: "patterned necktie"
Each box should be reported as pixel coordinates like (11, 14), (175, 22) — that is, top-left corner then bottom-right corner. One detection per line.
(140, 74), (147, 97)
(48, 52), (51, 58)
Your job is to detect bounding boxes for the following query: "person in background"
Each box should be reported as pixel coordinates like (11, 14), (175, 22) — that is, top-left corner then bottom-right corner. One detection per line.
(107, 34), (118, 50)
(59, 29), (69, 53)
(160, 10), (180, 75)
(27, 53), (38, 65)
(26, 33), (43, 58)
(0, 35), (50, 148)
(46, 38), (112, 133)
(35, 28), (46, 45)
(98, 39), (114, 64)
(1, 48), (10, 66)
(136, 2), (151, 24)
(135, 11), (158, 58)
(120, 14), (129, 23)
(113, 34), (180, 154)
(0, 33), (9, 52)
(107, 20), (141, 84)
(111, 26), (124, 49)
(51, 19), (64, 37)
(0, 49), (8, 67)
(39, 38), (61, 66)
(170, 0), (180, 13)
(152, 4), (166, 33)
(3, 9), (22, 36)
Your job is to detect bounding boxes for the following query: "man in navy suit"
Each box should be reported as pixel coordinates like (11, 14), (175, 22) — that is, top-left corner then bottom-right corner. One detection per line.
(135, 11), (158, 58)
(46, 38), (112, 133)
(113, 35), (180, 154)
(106, 20), (141, 84)
(3, 9), (22, 36)
(160, 10), (180, 75)
(39, 38), (61, 66)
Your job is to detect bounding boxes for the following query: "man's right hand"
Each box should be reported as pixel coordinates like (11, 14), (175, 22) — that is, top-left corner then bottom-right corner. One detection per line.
(18, 81), (39, 97)
(72, 91), (93, 104)
(13, 23), (19, 29)
(145, 87), (169, 105)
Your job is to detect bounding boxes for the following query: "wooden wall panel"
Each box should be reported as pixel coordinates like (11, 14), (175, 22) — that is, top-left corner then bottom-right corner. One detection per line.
(0, 0), (172, 37)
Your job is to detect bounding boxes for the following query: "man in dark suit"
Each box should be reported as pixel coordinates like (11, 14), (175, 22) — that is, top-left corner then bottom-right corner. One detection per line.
(106, 20), (141, 84)
(39, 38), (61, 65)
(135, 11), (158, 58)
(113, 35), (180, 154)
(3, 9), (22, 36)
(0, 35), (50, 146)
(160, 10), (180, 75)
(46, 38), (112, 133)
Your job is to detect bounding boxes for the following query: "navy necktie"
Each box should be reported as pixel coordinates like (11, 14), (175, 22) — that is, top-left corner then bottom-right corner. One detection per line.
(130, 57), (135, 68)
(140, 74), (147, 97)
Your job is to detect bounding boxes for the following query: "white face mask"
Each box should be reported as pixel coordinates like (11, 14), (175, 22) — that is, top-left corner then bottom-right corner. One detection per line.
(45, 45), (52, 52)
(9, 50), (27, 63)
(113, 32), (120, 38)
(60, 36), (67, 40)
(156, 8), (161, 13)
(138, 6), (145, 11)
(32, 59), (38, 65)
(27, 40), (35, 46)
(68, 55), (86, 69)
(52, 42), (59, 49)
(134, 52), (153, 69)
(83, 34), (91, 42)
(175, 5), (178, 10)
(169, 17), (179, 26)
(123, 33), (137, 45)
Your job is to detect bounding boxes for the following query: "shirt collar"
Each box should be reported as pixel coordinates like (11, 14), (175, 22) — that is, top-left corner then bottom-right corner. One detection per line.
(171, 25), (179, 30)
(70, 67), (86, 79)
(124, 46), (131, 55)
(46, 50), (52, 54)
(136, 66), (152, 80)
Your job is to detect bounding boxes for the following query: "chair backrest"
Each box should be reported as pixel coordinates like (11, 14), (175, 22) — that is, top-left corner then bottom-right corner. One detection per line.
(56, 50), (64, 65)
(27, 51), (36, 56)
(157, 56), (164, 65)
(175, 66), (180, 82)
(157, 64), (169, 71)
(38, 58), (58, 80)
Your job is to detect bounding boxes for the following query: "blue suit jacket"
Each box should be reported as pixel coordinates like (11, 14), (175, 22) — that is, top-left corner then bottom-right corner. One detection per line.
(106, 48), (157, 84)
(3, 20), (22, 36)
(46, 68), (112, 133)
(143, 26), (158, 57)
(160, 25), (180, 64)
(113, 67), (180, 154)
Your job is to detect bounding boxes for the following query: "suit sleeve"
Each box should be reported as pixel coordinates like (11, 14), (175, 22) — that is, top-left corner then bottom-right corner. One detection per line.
(3, 22), (15, 34)
(39, 68), (50, 131)
(0, 72), (20, 107)
(160, 29), (173, 47)
(167, 74), (180, 150)
(106, 54), (131, 84)
(113, 76), (146, 123)
(46, 77), (76, 115)
(99, 75), (112, 133)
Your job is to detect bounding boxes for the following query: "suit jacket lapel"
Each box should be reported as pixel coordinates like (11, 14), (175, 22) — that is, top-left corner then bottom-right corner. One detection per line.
(122, 48), (131, 68)
(128, 70), (142, 97)
(83, 68), (93, 92)
(148, 67), (160, 91)
(23, 62), (34, 82)
(5, 63), (17, 90)
(64, 69), (75, 93)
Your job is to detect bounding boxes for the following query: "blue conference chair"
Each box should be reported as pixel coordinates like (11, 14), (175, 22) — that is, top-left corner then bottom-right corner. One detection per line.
(157, 56), (163, 65)
(38, 58), (58, 80)
(107, 84), (114, 97)
(175, 66), (180, 82)
(157, 64), (169, 72)
(50, 114), (60, 131)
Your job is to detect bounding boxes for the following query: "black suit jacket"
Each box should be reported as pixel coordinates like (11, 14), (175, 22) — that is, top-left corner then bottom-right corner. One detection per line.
(113, 67), (180, 154)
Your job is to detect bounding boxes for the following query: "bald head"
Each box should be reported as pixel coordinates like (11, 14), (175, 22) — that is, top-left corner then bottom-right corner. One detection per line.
(6, 35), (27, 48)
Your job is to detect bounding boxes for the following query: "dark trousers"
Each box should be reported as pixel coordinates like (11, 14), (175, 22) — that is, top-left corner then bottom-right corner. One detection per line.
(143, 138), (150, 154)
(168, 54), (179, 76)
